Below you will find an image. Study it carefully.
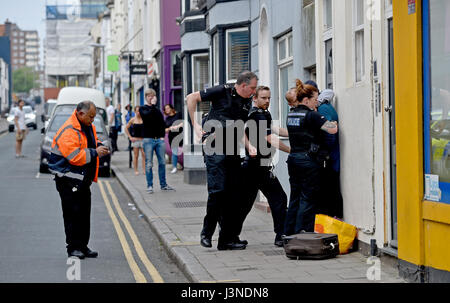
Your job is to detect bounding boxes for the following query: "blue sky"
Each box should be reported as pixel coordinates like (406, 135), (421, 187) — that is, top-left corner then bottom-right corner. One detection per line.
(0, 0), (47, 64)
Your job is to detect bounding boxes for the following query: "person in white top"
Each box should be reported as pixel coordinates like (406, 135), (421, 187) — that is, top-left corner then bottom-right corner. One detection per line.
(14, 100), (28, 158)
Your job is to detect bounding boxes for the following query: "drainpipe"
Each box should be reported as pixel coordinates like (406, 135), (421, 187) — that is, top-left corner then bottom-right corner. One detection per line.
(362, 3), (376, 236)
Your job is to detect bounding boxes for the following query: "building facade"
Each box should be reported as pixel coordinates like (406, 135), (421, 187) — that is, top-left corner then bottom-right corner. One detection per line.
(0, 36), (12, 110)
(393, 0), (450, 282)
(0, 58), (9, 113)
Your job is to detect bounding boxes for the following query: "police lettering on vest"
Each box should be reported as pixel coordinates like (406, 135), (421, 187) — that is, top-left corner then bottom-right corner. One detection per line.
(287, 104), (330, 163)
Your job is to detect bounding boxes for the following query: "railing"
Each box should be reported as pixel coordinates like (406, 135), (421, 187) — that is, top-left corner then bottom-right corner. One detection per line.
(46, 5), (107, 20)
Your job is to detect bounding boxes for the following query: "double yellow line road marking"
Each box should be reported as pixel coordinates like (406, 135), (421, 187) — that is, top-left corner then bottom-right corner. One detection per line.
(98, 180), (164, 283)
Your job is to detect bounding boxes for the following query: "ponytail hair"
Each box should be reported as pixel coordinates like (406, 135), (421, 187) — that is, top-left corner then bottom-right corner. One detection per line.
(295, 79), (319, 102)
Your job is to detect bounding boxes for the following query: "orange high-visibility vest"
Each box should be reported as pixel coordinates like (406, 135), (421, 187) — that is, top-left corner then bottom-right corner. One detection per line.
(51, 109), (99, 183)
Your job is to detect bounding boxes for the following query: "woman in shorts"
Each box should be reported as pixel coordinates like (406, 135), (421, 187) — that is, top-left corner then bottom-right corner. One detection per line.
(125, 106), (145, 175)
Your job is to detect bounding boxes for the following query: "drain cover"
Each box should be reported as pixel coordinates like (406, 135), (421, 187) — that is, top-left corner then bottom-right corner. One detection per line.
(173, 201), (207, 208)
(261, 250), (285, 256)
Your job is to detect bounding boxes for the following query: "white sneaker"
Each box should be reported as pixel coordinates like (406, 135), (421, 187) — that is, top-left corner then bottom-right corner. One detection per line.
(170, 167), (177, 174)
(146, 186), (154, 194)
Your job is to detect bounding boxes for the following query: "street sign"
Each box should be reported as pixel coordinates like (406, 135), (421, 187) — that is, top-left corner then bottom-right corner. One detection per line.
(130, 64), (147, 75)
(107, 55), (119, 72)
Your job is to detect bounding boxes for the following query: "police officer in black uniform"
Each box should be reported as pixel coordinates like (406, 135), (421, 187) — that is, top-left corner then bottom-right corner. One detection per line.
(235, 86), (290, 247)
(284, 79), (338, 235)
(186, 71), (258, 250)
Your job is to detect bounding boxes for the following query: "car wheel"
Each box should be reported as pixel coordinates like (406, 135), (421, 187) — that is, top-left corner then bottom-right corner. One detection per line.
(8, 125), (14, 132)
(33, 124), (37, 130)
(39, 164), (48, 173)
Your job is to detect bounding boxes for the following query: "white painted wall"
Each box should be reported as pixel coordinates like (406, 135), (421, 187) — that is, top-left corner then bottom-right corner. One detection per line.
(315, 0), (395, 247)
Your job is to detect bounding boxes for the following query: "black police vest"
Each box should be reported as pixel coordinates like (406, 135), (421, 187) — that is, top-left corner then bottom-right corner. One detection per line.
(247, 107), (273, 158)
(286, 106), (315, 153)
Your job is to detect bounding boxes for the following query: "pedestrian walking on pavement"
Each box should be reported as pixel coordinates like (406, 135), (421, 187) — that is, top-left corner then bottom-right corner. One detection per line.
(164, 104), (184, 174)
(124, 106), (145, 175)
(284, 79), (338, 235)
(237, 86), (290, 247)
(14, 99), (28, 158)
(139, 89), (175, 193)
(106, 98), (118, 153)
(186, 71), (257, 251)
(48, 101), (110, 259)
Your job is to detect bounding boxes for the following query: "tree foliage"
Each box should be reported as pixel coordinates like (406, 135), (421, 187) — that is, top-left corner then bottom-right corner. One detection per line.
(12, 67), (39, 93)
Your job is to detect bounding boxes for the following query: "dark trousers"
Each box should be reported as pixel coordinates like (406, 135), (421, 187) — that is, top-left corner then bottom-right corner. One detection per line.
(55, 177), (92, 253)
(284, 153), (322, 235)
(201, 154), (242, 244)
(318, 165), (343, 219)
(236, 161), (287, 237)
(110, 127), (119, 152)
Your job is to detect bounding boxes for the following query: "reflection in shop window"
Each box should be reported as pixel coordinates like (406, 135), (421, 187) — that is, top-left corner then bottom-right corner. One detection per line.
(425, 0), (450, 203)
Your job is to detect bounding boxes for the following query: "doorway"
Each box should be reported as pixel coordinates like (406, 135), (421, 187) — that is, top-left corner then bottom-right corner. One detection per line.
(387, 17), (398, 248)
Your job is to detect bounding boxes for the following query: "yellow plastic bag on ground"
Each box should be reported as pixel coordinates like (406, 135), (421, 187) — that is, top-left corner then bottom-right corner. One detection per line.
(314, 214), (357, 254)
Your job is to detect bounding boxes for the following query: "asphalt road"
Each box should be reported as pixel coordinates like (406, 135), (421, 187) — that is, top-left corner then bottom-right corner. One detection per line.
(0, 120), (188, 283)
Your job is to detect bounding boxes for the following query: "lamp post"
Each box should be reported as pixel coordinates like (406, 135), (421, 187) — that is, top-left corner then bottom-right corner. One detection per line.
(89, 43), (105, 93)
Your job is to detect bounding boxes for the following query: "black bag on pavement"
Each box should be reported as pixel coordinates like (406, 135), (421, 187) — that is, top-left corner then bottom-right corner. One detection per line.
(283, 232), (339, 260)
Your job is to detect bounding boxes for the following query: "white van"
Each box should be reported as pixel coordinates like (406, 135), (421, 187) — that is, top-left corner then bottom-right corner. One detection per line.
(52, 87), (108, 127)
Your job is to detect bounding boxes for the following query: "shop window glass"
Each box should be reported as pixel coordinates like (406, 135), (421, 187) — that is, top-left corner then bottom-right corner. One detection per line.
(424, 0), (450, 203)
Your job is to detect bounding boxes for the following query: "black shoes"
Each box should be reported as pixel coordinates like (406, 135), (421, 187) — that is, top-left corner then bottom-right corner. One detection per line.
(200, 236), (212, 248)
(274, 234), (284, 247)
(68, 248), (98, 259)
(82, 248), (98, 258)
(68, 250), (85, 259)
(217, 242), (247, 251)
(233, 237), (248, 245)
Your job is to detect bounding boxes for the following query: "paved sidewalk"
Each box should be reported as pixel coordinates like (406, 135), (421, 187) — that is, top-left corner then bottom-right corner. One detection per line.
(111, 134), (405, 283)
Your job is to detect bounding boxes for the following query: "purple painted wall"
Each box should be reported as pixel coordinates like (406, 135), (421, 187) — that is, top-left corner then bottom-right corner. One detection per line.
(160, 0), (181, 47)
(160, 0), (183, 165)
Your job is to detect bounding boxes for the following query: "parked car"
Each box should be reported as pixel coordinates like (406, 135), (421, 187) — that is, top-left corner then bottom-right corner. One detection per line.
(7, 105), (37, 132)
(39, 107), (112, 177)
(52, 87), (108, 128)
(42, 99), (58, 127)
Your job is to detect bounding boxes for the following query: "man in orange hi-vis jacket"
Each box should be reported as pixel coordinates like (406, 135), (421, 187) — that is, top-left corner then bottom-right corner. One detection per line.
(49, 101), (110, 259)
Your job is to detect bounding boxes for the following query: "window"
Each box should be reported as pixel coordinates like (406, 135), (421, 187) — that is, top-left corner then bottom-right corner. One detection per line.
(171, 50), (182, 87)
(324, 0), (333, 30)
(354, 0), (365, 82)
(212, 33), (219, 85)
(226, 28), (249, 82)
(325, 39), (333, 89)
(192, 54), (209, 92)
(278, 32), (294, 128)
(192, 53), (210, 114)
(423, 0), (450, 203)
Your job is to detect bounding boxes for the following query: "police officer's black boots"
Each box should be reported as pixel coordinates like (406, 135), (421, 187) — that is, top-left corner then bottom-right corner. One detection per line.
(200, 235), (212, 248)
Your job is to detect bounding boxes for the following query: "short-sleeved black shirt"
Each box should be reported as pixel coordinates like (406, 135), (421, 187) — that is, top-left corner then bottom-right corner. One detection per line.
(245, 107), (275, 159)
(200, 85), (252, 154)
(200, 85), (252, 123)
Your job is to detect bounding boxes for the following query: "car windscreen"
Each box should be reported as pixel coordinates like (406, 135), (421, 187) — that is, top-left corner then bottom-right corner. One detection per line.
(53, 105), (107, 125)
(23, 106), (33, 114)
(49, 115), (104, 134)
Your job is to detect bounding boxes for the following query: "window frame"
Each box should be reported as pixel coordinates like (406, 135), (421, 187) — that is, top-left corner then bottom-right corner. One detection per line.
(353, 0), (365, 83)
(277, 32), (294, 128)
(422, 0), (450, 204)
(191, 53), (210, 93)
(225, 27), (250, 83)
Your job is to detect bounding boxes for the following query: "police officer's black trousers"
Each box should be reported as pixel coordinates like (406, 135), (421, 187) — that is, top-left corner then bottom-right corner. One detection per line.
(284, 153), (322, 235)
(318, 165), (343, 219)
(202, 154), (242, 244)
(235, 162), (287, 238)
(55, 177), (92, 253)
